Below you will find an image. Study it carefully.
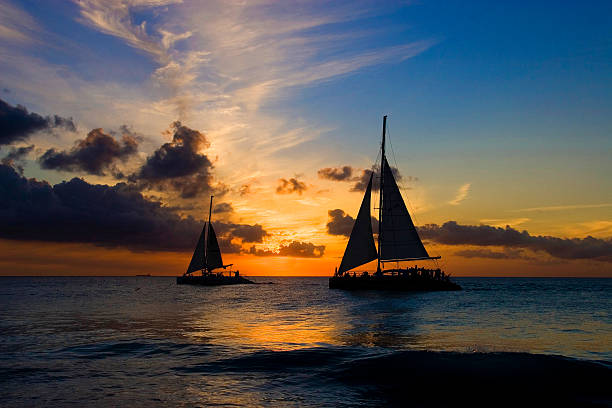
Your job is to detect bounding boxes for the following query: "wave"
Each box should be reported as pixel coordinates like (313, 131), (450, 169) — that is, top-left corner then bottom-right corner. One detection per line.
(176, 347), (611, 407)
(3, 342), (610, 407)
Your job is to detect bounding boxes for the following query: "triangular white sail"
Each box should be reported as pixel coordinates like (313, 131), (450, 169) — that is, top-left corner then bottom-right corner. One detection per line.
(379, 158), (429, 261)
(206, 223), (224, 271)
(186, 225), (206, 274)
(338, 174), (378, 273)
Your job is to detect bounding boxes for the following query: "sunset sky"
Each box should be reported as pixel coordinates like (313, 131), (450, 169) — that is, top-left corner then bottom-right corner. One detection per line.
(1, 0), (611, 276)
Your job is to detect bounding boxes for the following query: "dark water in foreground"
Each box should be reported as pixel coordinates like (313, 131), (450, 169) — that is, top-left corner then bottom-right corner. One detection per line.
(0, 277), (610, 407)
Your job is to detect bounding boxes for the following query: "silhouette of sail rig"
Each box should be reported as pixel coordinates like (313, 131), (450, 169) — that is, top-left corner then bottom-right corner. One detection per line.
(330, 116), (461, 291)
(177, 196), (253, 286)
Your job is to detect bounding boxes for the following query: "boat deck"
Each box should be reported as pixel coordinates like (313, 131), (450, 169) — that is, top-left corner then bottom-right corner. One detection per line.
(329, 274), (461, 291)
(177, 274), (254, 286)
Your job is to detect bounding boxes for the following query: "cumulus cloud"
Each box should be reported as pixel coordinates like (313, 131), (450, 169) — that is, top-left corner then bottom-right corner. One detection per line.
(419, 221), (612, 262)
(326, 208), (378, 237)
(131, 121), (219, 198)
(0, 164), (266, 252)
(213, 202), (233, 214)
(318, 166), (354, 181)
(39, 128), (139, 176)
(1, 144), (34, 174)
(326, 209), (355, 236)
(276, 177), (307, 195)
(0, 98), (75, 145)
(215, 222), (268, 243)
(246, 241), (325, 258)
(351, 164), (406, 192)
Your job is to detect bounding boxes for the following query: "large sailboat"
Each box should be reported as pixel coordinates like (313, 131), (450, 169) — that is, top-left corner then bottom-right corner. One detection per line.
(177, 196), (254, 286)
(329, 116), (461, 291)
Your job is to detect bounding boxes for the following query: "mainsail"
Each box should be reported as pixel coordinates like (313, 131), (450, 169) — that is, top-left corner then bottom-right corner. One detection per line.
(206, 223), (224, 270)
(186, 225), (206, 274)
(379, 158), (429, 261)
(338, 174), (378, 274)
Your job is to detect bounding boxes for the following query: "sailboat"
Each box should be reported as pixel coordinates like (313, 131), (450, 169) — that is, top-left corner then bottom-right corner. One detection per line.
(329, 116), (461, 291)
(177, 196), (254, 286)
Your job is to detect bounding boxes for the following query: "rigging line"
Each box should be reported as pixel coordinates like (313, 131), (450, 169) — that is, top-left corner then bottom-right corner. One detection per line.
(386, 121), (422, 227)
(372, 148), (382, 220)
(387, 121), (442, 264)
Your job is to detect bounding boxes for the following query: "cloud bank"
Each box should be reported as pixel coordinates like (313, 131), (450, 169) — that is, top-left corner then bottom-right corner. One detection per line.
(420, 221), (612, 262)
(0, 164), (265, 253)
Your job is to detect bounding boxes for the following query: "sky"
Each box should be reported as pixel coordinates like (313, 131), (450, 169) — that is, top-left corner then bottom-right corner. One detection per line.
(0, 0), (611, 276)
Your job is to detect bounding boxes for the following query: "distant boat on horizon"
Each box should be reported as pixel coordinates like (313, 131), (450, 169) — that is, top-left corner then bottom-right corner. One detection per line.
(177, 196), (254, 286)
(329, 115), (461, 291)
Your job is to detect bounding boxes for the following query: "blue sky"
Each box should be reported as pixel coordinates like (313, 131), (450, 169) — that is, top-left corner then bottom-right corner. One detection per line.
(0, 0), (611, 275)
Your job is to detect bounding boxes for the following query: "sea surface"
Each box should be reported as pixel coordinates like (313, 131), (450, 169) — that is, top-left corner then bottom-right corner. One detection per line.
(0, 276), (610, 407)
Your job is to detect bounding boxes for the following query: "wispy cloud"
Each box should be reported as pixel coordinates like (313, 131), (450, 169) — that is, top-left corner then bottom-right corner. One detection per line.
(73, 0), (435, 142)
(480, 218), (530, 228)
(513, 203), (612, 212)
(1, 0), (437, 220)
(449, 183), (471, 206)
(566, 221), (612, 238)
(0, 1), (40, 44)
(74, 0), (184, 63)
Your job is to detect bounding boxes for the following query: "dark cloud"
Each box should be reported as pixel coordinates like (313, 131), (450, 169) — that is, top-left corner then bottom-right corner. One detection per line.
(1, 144), (34, 174)
(0, 98), (75, 145)
(326, 208), (378, 237)
(420, 221), (612, 262)
(0, 164), (266, 253)
(39, 128), (139, 176)
(246, 241), (325, 258)
(216, 237), (242, 254)
(0, 163), (200, 251)
(214, 221), (268, 243)
(213, 202), (233, 213)
(454, 248), (531, 260)
(327, 209), (355, 236)
(351, 165), (407, 192)
(318, 166), (354, 181)
(130, 121), (217, 198)
(278, 241), (325, 257)
(276, 177), (307, 195)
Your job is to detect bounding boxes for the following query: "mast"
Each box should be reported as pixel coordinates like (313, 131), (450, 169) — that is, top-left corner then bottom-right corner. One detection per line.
(205, 195), (214, 273)
(377, 115), (386, 274)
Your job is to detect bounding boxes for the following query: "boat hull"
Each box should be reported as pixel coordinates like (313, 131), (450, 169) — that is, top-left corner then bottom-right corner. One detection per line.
(329, 275), (461, 291)
(176, 275), (254, 286)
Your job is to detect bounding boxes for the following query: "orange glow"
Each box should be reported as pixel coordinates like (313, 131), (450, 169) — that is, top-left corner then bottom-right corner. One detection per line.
(1, 239), (610, 277)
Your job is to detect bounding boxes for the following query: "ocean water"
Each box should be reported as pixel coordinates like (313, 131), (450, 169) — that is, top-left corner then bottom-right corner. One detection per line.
(0, 276), (610, 407)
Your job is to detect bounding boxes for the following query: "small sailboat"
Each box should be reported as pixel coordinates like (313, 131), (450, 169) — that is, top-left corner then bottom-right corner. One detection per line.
(177, 196), (254, 286)
(329, 116), (461, 291)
